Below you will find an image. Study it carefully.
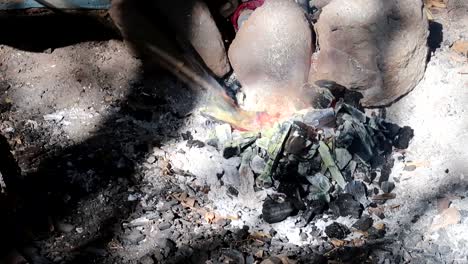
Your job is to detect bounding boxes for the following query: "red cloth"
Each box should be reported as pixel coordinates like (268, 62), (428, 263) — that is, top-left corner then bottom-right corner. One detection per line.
(231, 0), (265, 31)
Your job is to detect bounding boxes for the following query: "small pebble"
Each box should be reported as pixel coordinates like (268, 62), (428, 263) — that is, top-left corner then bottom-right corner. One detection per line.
(147, 156), (156, 164)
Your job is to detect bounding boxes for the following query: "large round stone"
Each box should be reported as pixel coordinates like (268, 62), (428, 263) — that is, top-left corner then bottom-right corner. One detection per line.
(310, 0), (429, 106)
(228, 0), (313, 114)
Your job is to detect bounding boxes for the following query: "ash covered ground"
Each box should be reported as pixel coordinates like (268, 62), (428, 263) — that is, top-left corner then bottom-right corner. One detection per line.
(0, 5), (468, 264)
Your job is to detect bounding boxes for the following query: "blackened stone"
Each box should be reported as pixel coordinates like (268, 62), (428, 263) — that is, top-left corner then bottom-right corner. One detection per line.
(262, 199), (295, 224)
(352, 216), (374, 231)
(368, 227), (386, 239)
(329, 193), (362, 218)
(394, 126), (414, 149)
(380, 181), (395, 193)
(325, 222), (350, 239)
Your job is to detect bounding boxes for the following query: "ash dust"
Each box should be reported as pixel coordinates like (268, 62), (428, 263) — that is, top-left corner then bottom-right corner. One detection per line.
(0, 6), (467, 264)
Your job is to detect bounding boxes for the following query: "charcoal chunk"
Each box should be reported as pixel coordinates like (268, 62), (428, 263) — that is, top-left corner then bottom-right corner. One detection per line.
(303, 108), (336, 128)
(344, 180), (368, 205)
(223, 145), (240, 158)
(329, 193), (362, 218)
(325, 222), (350, 239)
(335, 148), (352, 170)
(352, 216), (373, 231)
(393, 126), (414, 149)
(262, 199), (295, 224)
(300, 199), (328, 226)
(368, 226), (386, 239)
(187, 140), (205, 148)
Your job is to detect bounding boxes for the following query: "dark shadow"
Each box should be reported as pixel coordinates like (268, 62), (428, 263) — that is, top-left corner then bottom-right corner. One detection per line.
(0, 11), (119, 52)
(0, 4), (201, 263)
(427, 21), (443, 54)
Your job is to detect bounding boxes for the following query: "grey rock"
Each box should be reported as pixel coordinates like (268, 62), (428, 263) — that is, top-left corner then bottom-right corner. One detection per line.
(311, 0), (428, 106)
(152, 0), (230, 77)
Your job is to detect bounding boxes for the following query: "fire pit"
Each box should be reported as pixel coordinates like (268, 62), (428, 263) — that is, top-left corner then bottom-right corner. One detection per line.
(186, 78), (414, 245)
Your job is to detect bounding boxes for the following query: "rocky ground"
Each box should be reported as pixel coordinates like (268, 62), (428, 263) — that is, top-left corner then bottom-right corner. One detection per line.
(0, 3), (467, 264)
